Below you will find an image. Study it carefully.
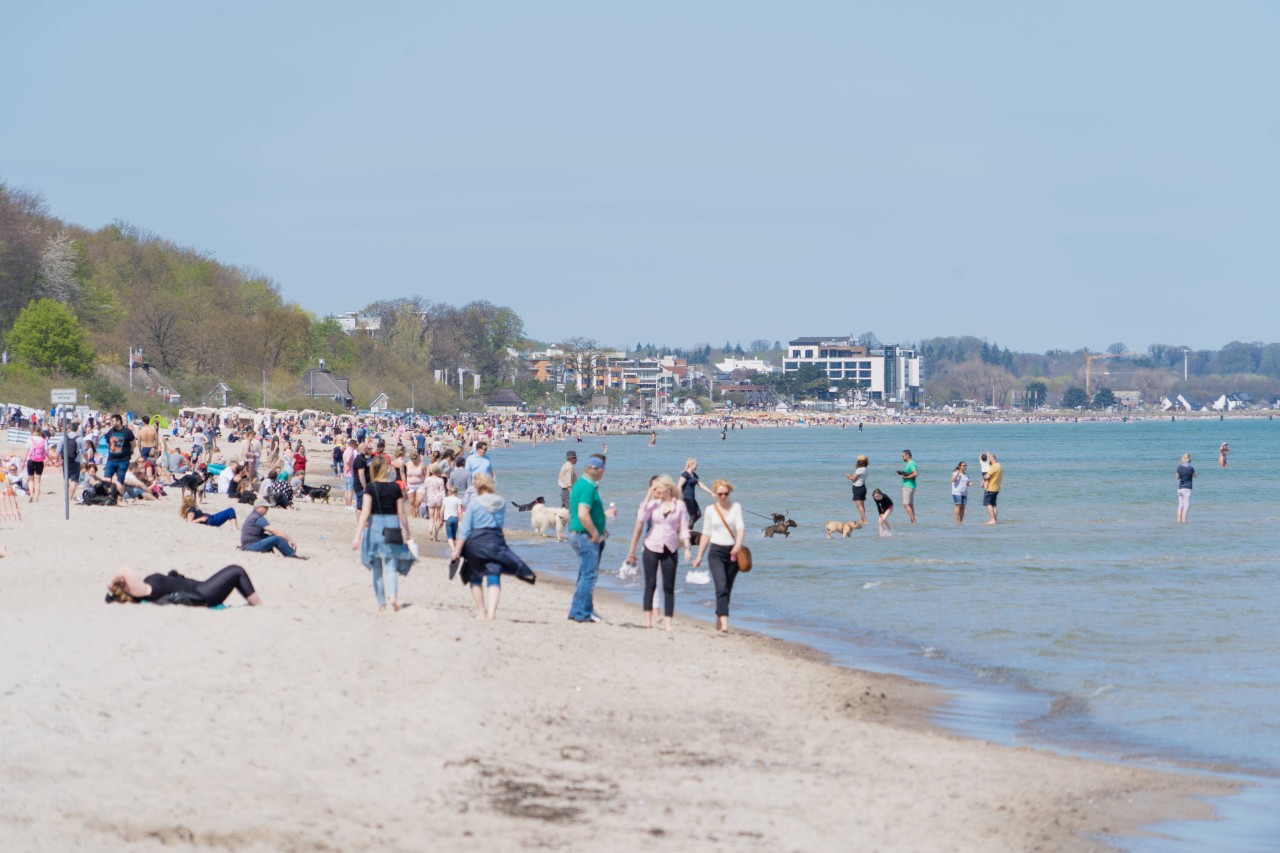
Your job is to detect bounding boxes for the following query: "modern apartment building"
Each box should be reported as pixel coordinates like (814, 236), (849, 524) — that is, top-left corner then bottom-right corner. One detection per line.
(782, 337), (923, 404)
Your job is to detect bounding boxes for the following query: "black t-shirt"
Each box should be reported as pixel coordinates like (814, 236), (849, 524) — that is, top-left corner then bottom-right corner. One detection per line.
(352, 453), (370, 492)
(106, 427), (136, 461)
(680, 470), (699, 501)
(874, 494), (894, 514)
(366, 481), (403, 514)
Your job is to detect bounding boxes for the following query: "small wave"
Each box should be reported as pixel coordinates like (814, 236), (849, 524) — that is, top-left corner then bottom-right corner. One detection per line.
(1092, 685), (1119, 697)
(862, 580), (882, 590)
(921, 645), (944, 659)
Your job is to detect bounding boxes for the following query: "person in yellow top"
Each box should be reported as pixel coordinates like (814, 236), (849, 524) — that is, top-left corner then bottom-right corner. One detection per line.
(982, 450), (1003, 525)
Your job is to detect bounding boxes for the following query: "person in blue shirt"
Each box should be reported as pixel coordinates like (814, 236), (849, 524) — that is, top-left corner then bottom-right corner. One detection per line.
(449, 473), (533, 620)
(1176, 453), (1196, 524)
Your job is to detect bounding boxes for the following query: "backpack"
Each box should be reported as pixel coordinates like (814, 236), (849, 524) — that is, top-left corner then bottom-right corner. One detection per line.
(64, 435), (80, 466)
(82, 483), (117, 506)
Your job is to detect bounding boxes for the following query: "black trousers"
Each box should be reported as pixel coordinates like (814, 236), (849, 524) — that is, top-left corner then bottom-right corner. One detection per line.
(707, 544), (738, 617)
(195, 565), (256, 606)
(642, 546), (677, 617)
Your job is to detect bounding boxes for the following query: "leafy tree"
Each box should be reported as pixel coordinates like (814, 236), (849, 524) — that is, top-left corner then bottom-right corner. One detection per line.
(7, 298), (95, 375)
(1106, 342), (1128, 355)
(1024, 380), (1048, 409)
(1092, 387), (1116, 409)
(84, 373), (126, 411)
(1062, 386), (1088, 408)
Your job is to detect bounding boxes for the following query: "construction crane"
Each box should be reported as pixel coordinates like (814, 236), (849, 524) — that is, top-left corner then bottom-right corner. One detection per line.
(1084, 349), (1141, 397)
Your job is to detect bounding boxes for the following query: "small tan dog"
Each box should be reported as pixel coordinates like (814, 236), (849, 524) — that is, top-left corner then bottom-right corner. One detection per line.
(824, 520), (863, 538)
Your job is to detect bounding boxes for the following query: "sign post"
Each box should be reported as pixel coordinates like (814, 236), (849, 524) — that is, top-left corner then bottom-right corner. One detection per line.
(52, 389), (76, 521)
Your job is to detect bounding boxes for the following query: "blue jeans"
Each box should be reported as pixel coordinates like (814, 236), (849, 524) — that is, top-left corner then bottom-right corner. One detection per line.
(372, 556), (398, 607)
(567, 532), (604, 621)
(206, 507), (237, 527)
(104, 457), (129, 485)
(242, 535), (296, 557)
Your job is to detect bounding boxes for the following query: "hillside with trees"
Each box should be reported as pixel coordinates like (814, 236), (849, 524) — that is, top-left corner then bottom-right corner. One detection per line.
(0, 181), (524, 413)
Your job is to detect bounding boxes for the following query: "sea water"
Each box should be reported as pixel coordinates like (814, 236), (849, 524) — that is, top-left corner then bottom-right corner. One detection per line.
(485, 418), (1280, 848)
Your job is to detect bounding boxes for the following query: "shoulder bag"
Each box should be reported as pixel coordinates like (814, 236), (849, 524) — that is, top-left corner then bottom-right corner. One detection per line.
(713, 504), (752, 572)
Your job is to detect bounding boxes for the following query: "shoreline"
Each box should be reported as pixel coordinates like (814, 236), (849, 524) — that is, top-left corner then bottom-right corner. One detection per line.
(1, 479), (1248, 851)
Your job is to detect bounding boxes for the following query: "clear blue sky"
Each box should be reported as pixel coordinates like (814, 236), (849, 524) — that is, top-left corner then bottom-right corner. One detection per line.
(3, 1), (1276, 354)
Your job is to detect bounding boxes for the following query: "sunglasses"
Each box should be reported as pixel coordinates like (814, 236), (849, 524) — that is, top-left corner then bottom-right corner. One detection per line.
(716, 491), (729, 497)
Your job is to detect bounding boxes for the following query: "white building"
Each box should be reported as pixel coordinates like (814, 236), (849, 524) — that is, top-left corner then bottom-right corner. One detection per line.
(714, 357), (777, 375)
(335, 312), (382, 337)
(782, 337), (922, 403)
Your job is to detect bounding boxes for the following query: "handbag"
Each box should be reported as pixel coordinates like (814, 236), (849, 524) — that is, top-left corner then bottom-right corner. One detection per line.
(714, 504), (752, 573)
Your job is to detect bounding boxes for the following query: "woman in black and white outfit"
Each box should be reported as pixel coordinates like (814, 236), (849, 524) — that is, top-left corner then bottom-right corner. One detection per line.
(691, 478), (746, 635)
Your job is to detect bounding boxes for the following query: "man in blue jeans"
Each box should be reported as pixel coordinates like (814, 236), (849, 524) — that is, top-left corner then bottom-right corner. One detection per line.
(240, 498), (306, 558)
(103, 413), (136, 492)
(567, 454), (615, 622)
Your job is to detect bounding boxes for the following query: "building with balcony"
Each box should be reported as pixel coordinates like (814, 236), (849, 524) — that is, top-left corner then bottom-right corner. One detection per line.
(782, 337), (922, 403)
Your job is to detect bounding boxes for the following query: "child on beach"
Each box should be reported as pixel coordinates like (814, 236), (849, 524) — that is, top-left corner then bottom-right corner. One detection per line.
(872, 488), (894, 536)
(442, 486), (462, 549)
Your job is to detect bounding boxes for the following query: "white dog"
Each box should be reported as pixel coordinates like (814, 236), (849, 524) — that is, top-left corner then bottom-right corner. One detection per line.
(531, 504), (570, 540)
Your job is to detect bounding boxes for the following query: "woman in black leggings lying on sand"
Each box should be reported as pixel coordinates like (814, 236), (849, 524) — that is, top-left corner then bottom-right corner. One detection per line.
(104, 565), (262, 607)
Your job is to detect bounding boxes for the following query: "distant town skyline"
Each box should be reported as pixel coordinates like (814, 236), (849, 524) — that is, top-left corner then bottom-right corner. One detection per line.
(4, 2), (1276, 354)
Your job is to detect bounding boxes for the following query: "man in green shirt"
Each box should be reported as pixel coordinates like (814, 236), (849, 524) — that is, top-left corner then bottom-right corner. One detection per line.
(899, 449), (918, 524)
(567, 454), (613, 622)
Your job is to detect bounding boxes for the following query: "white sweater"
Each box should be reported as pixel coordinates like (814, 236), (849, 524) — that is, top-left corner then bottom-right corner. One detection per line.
(701, 502), (745, 546)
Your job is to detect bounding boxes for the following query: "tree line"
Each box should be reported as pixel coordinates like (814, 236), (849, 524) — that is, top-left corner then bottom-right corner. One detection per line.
(0, 181), (524, 413)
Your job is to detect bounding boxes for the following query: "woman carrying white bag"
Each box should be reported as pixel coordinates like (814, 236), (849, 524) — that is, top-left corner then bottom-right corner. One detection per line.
(624, 474), (691, 631)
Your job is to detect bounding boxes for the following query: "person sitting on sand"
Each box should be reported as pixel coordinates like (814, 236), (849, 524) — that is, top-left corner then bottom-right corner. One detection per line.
(240, 498), (306, 558)
(449, 473), (535, 621)
(181, 495), (238, 529)
(104, 564), (262, 607)
(266, 469), (295, 509)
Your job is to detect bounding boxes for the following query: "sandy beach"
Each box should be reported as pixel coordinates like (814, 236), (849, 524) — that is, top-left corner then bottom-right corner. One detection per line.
(0, 451), (1235, 852)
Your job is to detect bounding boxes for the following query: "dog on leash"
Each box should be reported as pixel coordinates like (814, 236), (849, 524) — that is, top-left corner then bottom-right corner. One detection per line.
(531, 504), (570, 540)
(511, 496), (545, 511)
(763, 519), (798, 538)
(298, 483), (332, 503)
(824, 520), (863, 538)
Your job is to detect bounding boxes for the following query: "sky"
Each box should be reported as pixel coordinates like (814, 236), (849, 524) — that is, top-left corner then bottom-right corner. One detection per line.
(3, 1), (1277, 354)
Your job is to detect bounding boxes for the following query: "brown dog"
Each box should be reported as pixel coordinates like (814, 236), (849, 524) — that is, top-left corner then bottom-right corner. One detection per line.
(824, 520), (863, 538)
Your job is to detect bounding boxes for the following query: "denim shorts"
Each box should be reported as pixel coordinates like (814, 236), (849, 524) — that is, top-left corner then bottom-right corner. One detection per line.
(983, 491), (999, 507)
(952, 494), (967, 505)
(445, 518), (458, 540)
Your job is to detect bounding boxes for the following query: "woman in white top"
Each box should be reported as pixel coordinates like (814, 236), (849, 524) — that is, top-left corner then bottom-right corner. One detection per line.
(691, 478), (747, 635)
(950, 461), (971, 524)
(844, 454), (869, 526)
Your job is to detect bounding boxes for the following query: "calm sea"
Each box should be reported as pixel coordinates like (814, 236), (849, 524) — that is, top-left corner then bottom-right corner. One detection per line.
(485, 418), (1280, 850)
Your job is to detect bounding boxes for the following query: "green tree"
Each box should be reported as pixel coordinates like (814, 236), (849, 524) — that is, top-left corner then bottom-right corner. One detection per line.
(1024, 380), (1048, 409)
(1062, 386), (1088, 409)
(1092, 387), (1116, 409)
(7, 298), (95, 375)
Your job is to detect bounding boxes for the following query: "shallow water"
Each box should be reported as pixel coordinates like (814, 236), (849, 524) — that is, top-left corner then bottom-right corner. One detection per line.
(484, 418), (1280, 846)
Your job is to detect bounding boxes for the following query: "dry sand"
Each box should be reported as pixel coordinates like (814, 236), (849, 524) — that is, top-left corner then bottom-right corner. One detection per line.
(0, 451), (1235, 852)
